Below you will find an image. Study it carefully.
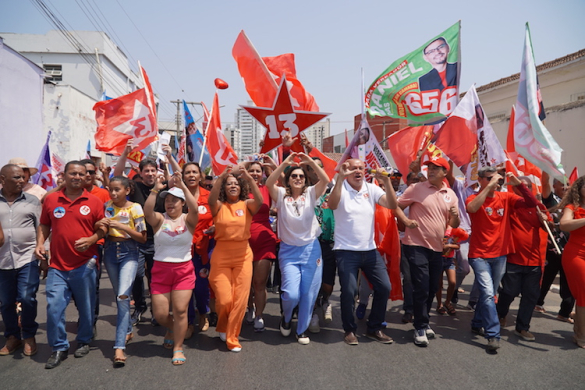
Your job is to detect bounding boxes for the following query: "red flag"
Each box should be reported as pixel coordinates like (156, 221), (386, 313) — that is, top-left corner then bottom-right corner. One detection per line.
(308, 147), (337, 181)
(387, 125), (433, 181)
(139, 65), (157, 123)
(93, 88), (158, 155)
(569, 167), (579, 184)
(344, 129), (349, 148)
(205, 92), (238, 174)
(232, 30), (318, 112)
(506, 106), (542, 192)
(263, 53), (319, 111)
(377, 207), (403, 300)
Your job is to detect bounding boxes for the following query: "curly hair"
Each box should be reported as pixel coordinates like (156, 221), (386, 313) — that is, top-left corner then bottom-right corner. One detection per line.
(284, 166), (310, 199)
(218, 174), (250, 202)
(559, 176), (585, 209)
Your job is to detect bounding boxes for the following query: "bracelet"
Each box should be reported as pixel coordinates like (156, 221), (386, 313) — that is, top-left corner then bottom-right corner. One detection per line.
(150, 189), (159, 194)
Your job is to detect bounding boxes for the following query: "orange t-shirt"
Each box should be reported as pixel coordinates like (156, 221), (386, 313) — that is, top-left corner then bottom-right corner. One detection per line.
(213, 200), (252, 242)
(191, 187), (213, 244)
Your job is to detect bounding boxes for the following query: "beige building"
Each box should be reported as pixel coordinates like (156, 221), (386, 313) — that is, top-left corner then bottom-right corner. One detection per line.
(478, 49), (585, 178)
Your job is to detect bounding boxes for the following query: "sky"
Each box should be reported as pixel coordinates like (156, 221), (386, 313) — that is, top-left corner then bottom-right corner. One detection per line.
(1, 0), (584, 135)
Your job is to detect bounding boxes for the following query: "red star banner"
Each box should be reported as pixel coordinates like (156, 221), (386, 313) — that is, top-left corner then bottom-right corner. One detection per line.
(241, 77), (329, 154)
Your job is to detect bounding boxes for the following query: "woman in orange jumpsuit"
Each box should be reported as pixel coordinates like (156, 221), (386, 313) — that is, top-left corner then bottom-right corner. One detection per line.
(208, 165), (262, 352)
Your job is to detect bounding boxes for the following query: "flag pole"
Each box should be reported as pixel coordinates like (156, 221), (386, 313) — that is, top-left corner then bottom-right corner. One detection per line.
(199, 96), (214, 169)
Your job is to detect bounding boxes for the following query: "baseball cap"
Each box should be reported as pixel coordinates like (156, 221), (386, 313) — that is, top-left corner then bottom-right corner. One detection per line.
(423, 157), (449, 170)
(160, 187), (186, 201)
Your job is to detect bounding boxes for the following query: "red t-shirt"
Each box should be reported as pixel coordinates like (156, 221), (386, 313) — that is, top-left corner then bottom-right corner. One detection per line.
(192, 187), (213, 244)
(507, 206), (546, 267)
(565, 204), (585, 244)
(466, 185), (537, 259)
(41, 189), (105, 271)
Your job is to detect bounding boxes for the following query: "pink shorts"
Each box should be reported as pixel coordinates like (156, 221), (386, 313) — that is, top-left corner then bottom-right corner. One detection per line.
(150, 260), (196, 294)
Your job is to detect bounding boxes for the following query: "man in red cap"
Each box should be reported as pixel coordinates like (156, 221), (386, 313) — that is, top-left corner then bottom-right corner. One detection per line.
(398, 156), (460, 346)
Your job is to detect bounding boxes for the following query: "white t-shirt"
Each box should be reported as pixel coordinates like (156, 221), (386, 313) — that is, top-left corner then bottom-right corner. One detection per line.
(333, 181), (385, 251)
(275, 186), (321, 246)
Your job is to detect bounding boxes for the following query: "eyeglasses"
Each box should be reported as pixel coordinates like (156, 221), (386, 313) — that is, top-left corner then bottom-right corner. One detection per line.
(424, 43), (447, 55)
(291, 174), (305, 179)
(86, 170), (96, 175)
(204, 184), (213, 190)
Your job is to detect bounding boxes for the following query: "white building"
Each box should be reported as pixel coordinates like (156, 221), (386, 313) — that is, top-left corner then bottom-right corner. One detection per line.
(223, 124), (241, 160)
(0, 30), (144, 163)
(235, 101), (265, 158)
(304, 119), (330, 151)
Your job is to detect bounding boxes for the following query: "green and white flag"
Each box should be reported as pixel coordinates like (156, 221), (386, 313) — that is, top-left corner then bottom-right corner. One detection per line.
(365, 22), (461, 125)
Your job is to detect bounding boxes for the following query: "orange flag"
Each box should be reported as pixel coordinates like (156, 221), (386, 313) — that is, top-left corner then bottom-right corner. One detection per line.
(308, 147), (337, 181)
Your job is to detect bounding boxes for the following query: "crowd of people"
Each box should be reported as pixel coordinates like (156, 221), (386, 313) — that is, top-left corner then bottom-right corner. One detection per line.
(0, 143), (584, 369)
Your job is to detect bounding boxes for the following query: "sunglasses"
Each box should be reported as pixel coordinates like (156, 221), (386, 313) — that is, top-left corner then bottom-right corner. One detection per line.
(86, 170), (96, 175)
(291, 174), (305, 179)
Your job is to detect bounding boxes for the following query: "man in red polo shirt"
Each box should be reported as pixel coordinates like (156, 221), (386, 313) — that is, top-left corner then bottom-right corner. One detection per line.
(497, 177), (549, 341)
(35, 161), (106, 369)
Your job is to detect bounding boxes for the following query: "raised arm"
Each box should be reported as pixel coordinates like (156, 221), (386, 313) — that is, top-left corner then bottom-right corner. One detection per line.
(373, 168), (397, 209)
(328, 161), (354, 210)
(266, 153), (297, 203)
(172, 171), (199, 232)
(113, 140), (133, 177)
(299, 153), (330, 199)
(144, 174), (166, 232)
(208, 166), (231, 217)
(467, 173), (502, 213)
(240, 167), (263, 216)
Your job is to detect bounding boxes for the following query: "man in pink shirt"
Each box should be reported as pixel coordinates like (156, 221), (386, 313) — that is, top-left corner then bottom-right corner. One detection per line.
(398, 157), (459, 346)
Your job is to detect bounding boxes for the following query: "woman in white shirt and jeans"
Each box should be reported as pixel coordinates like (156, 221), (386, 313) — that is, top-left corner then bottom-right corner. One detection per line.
(266, 152), (329, 344)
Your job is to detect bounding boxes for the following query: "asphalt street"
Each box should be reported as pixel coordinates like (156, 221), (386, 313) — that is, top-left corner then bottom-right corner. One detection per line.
(0, 268), (583, 390)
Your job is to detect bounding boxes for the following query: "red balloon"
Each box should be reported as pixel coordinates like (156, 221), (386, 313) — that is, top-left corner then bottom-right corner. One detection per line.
(214, 78), (229, 89)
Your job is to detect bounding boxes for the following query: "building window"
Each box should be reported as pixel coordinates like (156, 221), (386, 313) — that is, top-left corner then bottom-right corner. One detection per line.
(43, 64), (62, 82)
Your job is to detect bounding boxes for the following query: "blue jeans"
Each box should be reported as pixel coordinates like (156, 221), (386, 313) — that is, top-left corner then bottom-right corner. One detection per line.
(0, 261), (40, 339)
(46, 259), (97, 351)
(133, 240), (154, 312)
(469, 255), (506, 339)
(335, 249), (391, 333)
(104, 240), (139, 349)
(403, 245), (442, 331)
(497, 263), (541, 332)
(279, 240), (323, 335)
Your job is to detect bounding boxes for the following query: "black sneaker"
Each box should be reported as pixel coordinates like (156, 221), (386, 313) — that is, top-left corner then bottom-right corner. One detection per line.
(131, 308), (146, 326)
(471, 326), (485, 336)
(74, 343), (90, 358)
(279, 316), (291, 337)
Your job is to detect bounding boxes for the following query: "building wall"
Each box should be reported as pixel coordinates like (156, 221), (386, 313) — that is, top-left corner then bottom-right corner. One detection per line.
(236, 102), (265, 157)
(479, 51), (585, 176)
(304, 119), (330, 151)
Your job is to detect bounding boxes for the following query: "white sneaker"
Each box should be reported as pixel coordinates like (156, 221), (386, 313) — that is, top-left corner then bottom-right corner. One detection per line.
(425, 326), (436, 339)
(253, 316), (265, 333)
(308, 313), (320, 333)
(245, 308), (255, 324)
(414, 329), (429, 346)
(230, 347), (242, 352)
(219, 332), (226, 342)
(296, 333), (310, 345)
(322, 300), (333, 324)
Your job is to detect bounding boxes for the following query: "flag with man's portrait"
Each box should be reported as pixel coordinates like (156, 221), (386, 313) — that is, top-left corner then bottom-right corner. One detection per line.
(365, 22), (460, 125)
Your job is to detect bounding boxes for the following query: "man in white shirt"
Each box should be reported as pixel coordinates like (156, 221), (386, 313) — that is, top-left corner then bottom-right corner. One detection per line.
(328, 159), (397, 345)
